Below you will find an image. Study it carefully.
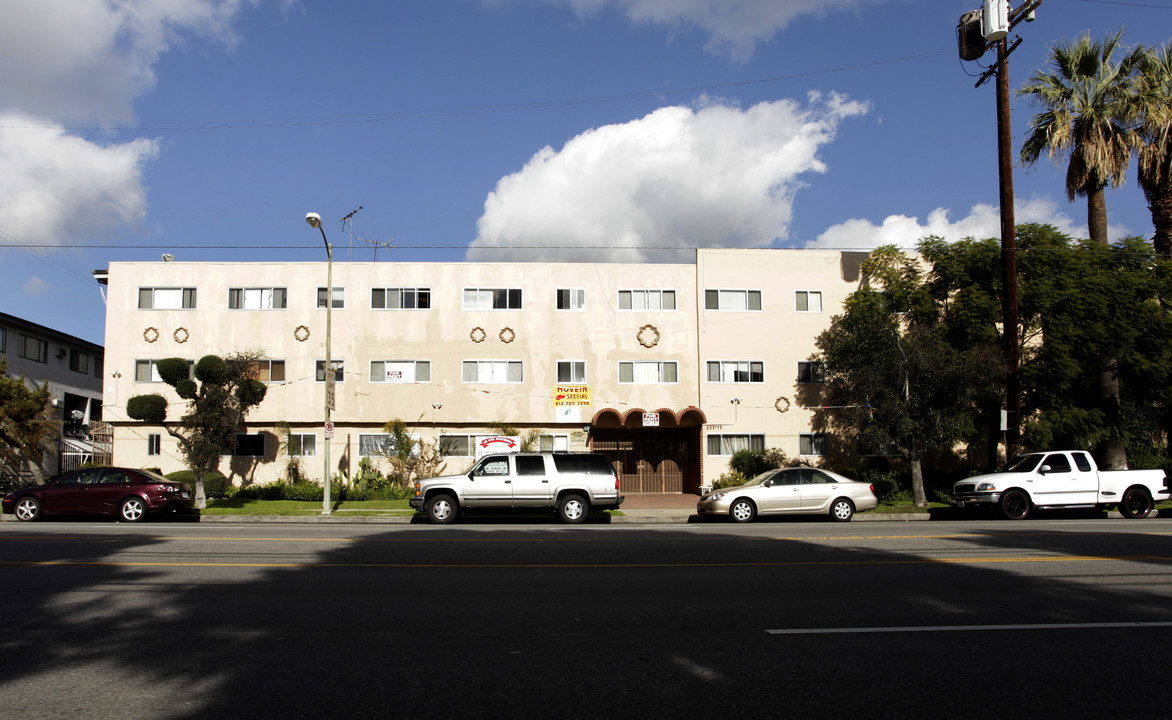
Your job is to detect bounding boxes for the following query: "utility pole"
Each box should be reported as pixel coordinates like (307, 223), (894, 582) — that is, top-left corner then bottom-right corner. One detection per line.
(959, 0), (1040, 462)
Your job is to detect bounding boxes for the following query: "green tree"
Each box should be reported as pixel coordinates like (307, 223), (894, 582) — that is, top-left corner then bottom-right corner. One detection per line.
(126, 354), (267, 508)
(813, 246), (1002, 507)
(1018, 30), (1147, 468)
(1135, 42), (1172, 256)
(0, 358), (55, 475)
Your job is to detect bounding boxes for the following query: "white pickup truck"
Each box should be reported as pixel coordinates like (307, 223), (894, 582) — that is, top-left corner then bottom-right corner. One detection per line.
(951, 450), (1170, 520)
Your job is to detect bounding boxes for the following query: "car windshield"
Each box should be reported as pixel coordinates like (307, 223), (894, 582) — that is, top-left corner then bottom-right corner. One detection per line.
(140, 469), (170, 482)
(744, 469), (782, 486)
(1000, 454), (1044, 473)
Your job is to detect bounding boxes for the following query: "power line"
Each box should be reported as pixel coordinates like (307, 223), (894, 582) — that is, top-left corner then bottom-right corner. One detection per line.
(0, 51), (949, 132)
(1074, 0), (1172, 7)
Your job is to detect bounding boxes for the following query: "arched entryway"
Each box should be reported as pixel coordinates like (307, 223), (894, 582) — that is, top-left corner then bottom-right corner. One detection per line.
(589, 407), (706, 494)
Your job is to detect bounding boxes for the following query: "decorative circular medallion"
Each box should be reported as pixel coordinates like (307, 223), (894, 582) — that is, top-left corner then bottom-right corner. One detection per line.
(143, 327), (159, 343)
(470, 327), (486, 343)
(173, 327), (189, 344)
(775, 396), (791, 413)
(637, 324), (660, 348)
(499, 327), (516, 344)
(294, 325), (311, 342)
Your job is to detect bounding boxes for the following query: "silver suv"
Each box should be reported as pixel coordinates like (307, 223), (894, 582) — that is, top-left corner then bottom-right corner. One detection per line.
(410, 452), (624, 524)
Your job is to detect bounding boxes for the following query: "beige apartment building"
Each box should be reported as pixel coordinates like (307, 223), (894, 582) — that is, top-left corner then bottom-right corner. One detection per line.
(96, 248), (867, 493)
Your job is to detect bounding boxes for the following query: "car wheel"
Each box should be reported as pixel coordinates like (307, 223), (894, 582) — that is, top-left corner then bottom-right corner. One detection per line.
(1119, 487), (1153, 519)
(557, 494), (588, 524)
(729, 498), (755, 523)
(1000, 489), (1031, 520)
(119, 497), (147, 522)
(14, 497), (41, 522)
(425, 494), (458, 524)
(829, 497), (854, 522)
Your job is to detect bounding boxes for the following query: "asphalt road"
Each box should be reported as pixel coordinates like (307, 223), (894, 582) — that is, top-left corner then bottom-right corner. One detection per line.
(2, 517), (1172, 719)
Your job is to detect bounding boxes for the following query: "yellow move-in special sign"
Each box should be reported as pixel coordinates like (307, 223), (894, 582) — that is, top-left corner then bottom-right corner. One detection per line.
(553, 385), (591, 407)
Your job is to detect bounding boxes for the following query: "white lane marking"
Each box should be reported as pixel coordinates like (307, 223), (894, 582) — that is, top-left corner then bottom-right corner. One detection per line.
(766, 621), (1172, 635)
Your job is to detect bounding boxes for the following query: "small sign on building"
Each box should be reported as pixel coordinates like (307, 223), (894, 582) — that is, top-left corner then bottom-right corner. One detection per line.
(642, 412), (660, 427)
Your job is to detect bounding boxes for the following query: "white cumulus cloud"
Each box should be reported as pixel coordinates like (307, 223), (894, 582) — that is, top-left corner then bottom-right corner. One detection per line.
(805, 197), (1126, 250)
(469, 93), (869, 263)
(555, 0), (890, 60)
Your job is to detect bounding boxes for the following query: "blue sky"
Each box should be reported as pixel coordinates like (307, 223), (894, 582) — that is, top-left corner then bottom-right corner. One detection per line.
(1, 0), (1169, 346)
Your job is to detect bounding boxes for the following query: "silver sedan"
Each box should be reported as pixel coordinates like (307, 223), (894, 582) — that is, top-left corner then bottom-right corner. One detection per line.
(697, 467), (878, 522)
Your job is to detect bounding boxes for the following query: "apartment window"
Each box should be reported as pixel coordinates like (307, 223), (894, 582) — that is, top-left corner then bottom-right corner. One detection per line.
(795, 290), (823, 313)
(69, 349), (89, 374)
(439, 434), (475, 457)
(462, 360), (523, 384)
(705, 289), (762, 311)
(797, 361), (826, 384)
(706, 360), (764, 383)
(359, 433), (419, 458)
(0, 327), (6, 353)
(230, 433), (265, 457)
(17, 334), (48, 363)
(229, 287), (287, 310)
(247, 360), (286, 383)
(557, 288), (586, 311)
(94, 356), (103, 378)
(288, 433), (316, 457)
(315, 360), (344, 382)
(800, 433), (827, 456)
(557, 360), (587, 385)
(370, 360), (431, 383)
(147, 434), (161, 456)
(464, 288), (522, 310)
(618, 361), (678, 384)
(135, 360), (194, 383)
(707, 433), (765, 456)
(618, 289), (676, 310)
(316, 287), (345, 309)
(138, 287), (197, 309)
(372, 287), (431, 309)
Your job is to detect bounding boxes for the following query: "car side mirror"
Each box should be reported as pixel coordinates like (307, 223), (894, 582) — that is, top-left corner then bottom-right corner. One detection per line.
(1039, 465), (1051, 475)
(762, 479), (772, 487)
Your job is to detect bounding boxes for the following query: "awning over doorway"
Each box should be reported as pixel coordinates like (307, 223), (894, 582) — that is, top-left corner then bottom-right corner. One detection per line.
(590, 407), (707, 428)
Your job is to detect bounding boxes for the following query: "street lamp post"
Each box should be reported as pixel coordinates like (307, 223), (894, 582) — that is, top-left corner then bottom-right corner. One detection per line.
(306, 212), (333, 516)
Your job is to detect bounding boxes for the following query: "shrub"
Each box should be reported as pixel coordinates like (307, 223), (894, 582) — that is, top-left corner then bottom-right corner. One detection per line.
(711, 472), (748, 490)
(728, 449), (777, 479)
(166, 470), (229, 498)
(857, 469), (900, 501)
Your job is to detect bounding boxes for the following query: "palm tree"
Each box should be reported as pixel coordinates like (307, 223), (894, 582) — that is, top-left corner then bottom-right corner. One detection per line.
(1135, 43), (1172, 256)
(1018, 30), (1146, 470)
(1018, 29), (1146, 246)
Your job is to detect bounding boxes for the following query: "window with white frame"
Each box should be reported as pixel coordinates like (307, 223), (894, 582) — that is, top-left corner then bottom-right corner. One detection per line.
(800, 433), (827, 456)
(556, 288), (586, 311)
(439, 434), (475, 457)
(797, 361), (826, 384)
(288, 433), (316, 457)
(230, 433), (265, 457)
(147, 434), (161, 456)
(705, 289), (762, 311)
(370, 360), (431, 383)
(17, 334), (48, 363)
(247, 360), (286, 383)
(138, 287), (197, 309)
(538, 434), (569, 452)
(229, 287), (287, 310)
(463, 288), (522, 310)
(795, 290), (823, 313)
(707, 433), (765, 456)
(618, 289), (676, 310)
(372, 287), (431, 309)
(134, 359), (193, 383)
(315, 359), (344, 382)
(618, 361), (678, 384)
(359, 432), (419, 458)
(462, 360), (523, 384)
(557, 360), (587, 385)
(706, 360), (764, 383)
(316, 287), (345, 309)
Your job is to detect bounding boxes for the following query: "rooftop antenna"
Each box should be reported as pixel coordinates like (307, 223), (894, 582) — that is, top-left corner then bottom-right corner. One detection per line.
(340, 206), (362, 261)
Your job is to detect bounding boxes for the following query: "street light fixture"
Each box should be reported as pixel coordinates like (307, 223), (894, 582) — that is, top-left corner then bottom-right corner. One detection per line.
(306, 212), (333, 516)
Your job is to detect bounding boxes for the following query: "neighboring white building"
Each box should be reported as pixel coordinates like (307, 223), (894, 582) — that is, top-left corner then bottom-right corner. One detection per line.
(0, 312), (106, 481)
(96, 248), (867, 492)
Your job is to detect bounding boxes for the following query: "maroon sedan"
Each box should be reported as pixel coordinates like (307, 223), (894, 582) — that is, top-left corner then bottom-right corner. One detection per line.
(2, 467), (194, 522)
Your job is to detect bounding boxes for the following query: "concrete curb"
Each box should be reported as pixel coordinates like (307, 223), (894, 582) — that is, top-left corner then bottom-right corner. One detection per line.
(182, 511), (933, 524)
